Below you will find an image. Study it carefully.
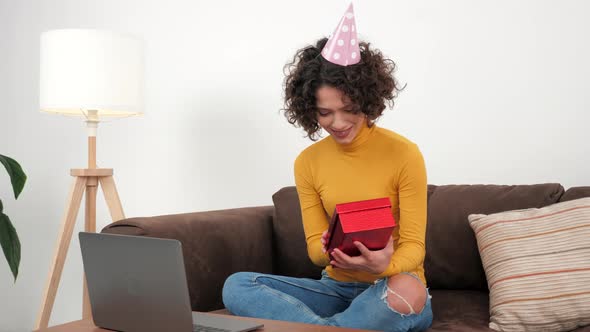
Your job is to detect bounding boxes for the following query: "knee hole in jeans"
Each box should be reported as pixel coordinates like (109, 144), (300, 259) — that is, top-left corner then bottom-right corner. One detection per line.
(383, 274), (427, 316)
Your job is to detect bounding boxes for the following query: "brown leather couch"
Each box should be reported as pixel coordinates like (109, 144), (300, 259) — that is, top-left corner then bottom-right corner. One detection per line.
(102, 184), (590, 331)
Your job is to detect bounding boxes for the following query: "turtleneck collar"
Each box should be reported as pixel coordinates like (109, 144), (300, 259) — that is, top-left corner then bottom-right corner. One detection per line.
(332, 121), (376, 152)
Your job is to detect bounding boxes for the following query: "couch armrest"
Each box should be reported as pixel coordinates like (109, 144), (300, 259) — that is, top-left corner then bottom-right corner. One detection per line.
(101, 206), (275, 311)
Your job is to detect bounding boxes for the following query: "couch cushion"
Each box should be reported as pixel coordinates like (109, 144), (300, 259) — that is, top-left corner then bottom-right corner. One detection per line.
(560, 186), (590, 202)
(424, 184), (564, 291)
(428, 290), (493, 331)
(468, 198), (590, 332)
(272, 187), (323, 278)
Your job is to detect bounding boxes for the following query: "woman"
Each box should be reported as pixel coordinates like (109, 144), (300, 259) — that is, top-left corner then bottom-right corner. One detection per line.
(222, 35), (432, 332)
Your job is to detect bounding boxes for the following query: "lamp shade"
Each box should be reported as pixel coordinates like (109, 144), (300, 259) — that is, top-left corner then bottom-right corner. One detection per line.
(40, 29), (144, 118)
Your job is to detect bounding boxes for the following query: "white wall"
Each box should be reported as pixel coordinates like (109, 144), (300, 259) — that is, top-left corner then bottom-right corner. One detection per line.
(1, 0), (589, 330)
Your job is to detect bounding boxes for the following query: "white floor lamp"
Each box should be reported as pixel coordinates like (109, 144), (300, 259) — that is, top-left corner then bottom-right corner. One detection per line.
(35, 29), (144, 330)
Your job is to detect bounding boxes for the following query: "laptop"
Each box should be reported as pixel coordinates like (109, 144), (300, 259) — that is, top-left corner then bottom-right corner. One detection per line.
(79, 232), (263, 332)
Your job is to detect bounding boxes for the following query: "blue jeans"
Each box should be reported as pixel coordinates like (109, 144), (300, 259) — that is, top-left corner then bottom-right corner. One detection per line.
(222, 270), (433, 332)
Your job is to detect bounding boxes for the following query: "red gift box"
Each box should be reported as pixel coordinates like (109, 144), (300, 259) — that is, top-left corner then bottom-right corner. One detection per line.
(326, 197), (396, 259)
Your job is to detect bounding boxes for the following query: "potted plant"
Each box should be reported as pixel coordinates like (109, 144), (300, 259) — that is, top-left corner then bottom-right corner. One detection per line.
(0, 154), (26, 282)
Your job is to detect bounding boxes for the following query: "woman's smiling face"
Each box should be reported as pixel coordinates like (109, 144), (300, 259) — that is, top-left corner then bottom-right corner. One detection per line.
(315, 85), (366, 145)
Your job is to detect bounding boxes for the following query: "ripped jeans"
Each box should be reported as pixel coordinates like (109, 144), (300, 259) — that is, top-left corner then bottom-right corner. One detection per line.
(222, 270), (433, 332)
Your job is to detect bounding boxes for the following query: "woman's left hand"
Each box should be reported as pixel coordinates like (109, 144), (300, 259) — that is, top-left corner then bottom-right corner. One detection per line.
(330, 237), (394, 274)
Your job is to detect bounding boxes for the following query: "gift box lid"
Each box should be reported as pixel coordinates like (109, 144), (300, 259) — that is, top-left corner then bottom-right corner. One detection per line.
(335, 197), (395, 233)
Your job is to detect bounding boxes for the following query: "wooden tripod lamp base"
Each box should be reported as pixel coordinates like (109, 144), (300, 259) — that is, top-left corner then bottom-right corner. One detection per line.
(35, 167), (125, 330)
(35, 136), (127, 330)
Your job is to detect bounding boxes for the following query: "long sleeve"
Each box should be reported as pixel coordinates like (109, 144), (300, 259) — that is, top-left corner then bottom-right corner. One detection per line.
(375, 145), (428, 278)
(294, 153), (331, 267)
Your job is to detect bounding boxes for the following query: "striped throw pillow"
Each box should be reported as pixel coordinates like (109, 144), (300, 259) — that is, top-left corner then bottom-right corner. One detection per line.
(468, 197), (590, 332)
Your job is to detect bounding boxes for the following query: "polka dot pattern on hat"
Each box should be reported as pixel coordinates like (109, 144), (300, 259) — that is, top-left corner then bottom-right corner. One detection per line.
(320, 2), (361, 66)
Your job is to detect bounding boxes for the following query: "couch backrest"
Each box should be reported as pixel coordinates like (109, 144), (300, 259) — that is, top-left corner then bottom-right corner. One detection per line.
(559, 186), (590, 202)
(424, 183), (565, 290)
(271, 187), (323, 278)
(271, 184), (590, 290)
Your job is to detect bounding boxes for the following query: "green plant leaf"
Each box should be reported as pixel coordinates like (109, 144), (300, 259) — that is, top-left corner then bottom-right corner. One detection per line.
(0, 200), (21, 281)
(0, 154), (27, 199)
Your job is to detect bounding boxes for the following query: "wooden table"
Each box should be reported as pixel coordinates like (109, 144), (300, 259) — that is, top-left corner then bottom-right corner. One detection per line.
(35, 312), (369, 332)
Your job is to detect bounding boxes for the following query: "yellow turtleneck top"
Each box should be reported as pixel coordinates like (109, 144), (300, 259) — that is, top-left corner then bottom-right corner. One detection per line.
(294, 123), (428, 285)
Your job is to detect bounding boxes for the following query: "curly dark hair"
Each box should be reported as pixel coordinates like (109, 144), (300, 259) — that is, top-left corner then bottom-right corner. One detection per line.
(283, 38), (404, 140)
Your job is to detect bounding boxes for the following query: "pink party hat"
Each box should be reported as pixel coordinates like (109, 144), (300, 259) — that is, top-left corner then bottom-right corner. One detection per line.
(321, 2), (360, 66)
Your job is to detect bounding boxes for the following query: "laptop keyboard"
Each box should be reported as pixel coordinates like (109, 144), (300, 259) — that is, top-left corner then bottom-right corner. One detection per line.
(192, 324), (232, 332)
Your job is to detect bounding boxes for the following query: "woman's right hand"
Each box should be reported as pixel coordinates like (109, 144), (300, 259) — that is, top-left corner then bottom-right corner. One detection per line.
(320, 230), (330, 253)
(329, 237), (394, 274)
